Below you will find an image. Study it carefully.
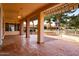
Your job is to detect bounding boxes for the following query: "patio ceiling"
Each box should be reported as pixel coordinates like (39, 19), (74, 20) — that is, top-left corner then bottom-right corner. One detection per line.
(2, 3), (48, 23)
(2, 3), (58, 23)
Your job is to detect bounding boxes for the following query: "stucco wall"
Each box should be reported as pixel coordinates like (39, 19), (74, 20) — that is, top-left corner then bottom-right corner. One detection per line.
(5, 31), (20, 35)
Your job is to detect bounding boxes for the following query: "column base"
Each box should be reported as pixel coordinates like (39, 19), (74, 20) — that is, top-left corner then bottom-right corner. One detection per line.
(26, 37), (30, 39)
(37, 41), (44, 44)
(26, 36), (30, 38)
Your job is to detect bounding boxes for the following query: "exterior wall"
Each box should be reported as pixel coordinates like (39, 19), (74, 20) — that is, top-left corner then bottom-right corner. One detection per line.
(5, 31), (19, 35)
(4, 23), (20, 36)
(4, 18), (20, 36)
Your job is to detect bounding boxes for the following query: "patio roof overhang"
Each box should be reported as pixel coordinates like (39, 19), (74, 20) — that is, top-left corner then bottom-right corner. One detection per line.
(43, 3), (79, 16)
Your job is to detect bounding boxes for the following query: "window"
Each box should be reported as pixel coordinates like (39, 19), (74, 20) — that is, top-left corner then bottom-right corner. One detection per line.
(5, 23), (19, 31)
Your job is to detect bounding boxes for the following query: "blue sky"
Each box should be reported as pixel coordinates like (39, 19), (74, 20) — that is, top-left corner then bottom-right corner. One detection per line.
(67, 8), (79, 16)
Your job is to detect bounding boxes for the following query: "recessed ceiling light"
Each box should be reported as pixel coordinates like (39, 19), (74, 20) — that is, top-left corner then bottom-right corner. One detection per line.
(18, 16), (21, 18)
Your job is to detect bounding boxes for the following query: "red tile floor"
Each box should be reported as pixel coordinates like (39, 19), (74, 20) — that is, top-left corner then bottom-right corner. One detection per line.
(0, 35), (79, 56)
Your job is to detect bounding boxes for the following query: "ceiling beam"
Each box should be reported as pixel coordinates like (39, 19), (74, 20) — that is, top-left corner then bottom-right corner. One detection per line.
(25, 3), (59, 19)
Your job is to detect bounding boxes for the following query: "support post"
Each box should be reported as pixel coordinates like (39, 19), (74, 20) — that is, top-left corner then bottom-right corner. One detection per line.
(19, 20), (23, 35)
(26, 19), (30, 38)
(37, 12), (44, 44)
(0, 4), (3, 46)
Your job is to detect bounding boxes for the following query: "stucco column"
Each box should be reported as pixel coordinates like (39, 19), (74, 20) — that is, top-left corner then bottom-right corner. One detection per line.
(19, 20), (23, 35)
(37, 12), (44, 44)
(19, 22), (22, 35)
(19, 20), (22, 35)
(0, 4), (3, 46)
(26, 19), (30, 38)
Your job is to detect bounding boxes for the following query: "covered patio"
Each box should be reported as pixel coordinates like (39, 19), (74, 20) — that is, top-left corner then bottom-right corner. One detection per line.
(0, 3), (79, 56)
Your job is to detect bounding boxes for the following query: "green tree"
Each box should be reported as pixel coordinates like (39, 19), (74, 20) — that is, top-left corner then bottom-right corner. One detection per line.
(68, 15), (79, 34)
(60, 14), (70, 28)
(44, 15), (53, 30)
